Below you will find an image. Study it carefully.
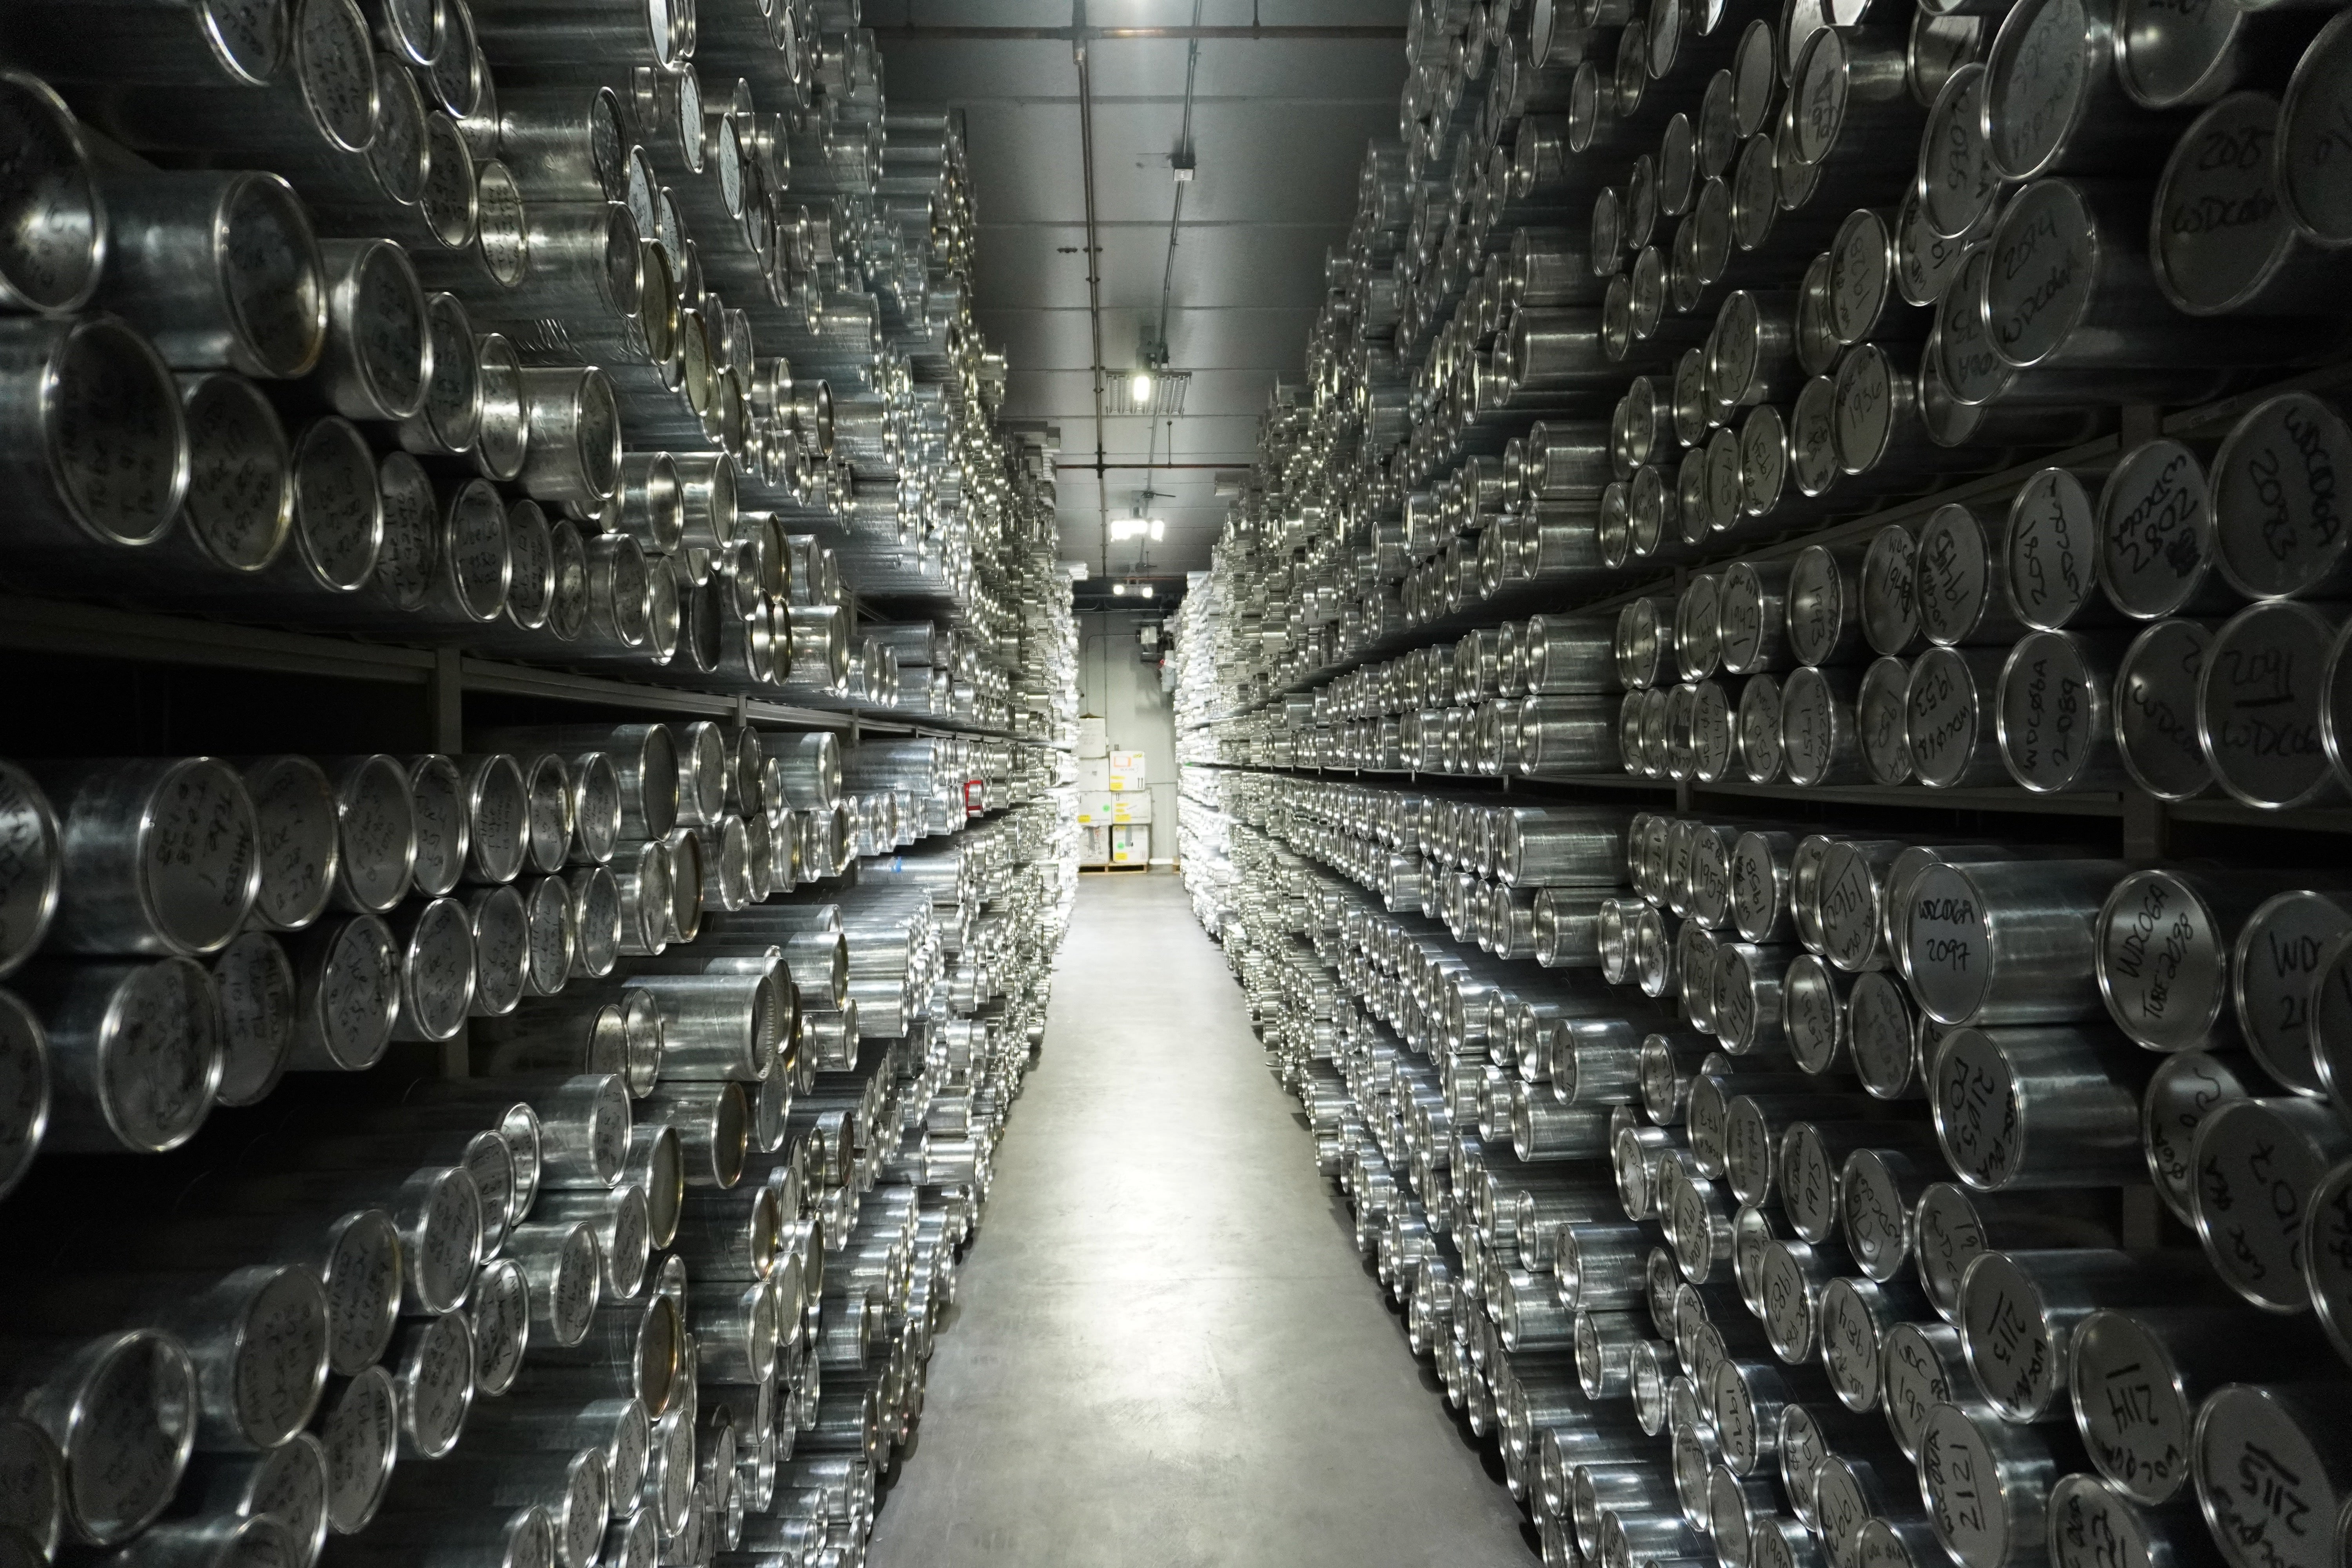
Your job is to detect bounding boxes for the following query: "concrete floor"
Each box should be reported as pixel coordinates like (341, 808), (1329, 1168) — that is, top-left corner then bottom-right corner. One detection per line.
(866, 870), (1538, 1568)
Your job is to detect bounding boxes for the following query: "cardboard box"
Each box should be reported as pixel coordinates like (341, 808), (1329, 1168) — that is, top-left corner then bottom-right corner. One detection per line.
(1076, 756), (1109, 792)
(1108, 750), (1147, 791)
(1076, 717), (1109, 759)
(1079, 825), (1109, 863)
(1111, 793), (1152, 824)
(1074, 793), (1115, 825)
(1109, 824), (1149, 864)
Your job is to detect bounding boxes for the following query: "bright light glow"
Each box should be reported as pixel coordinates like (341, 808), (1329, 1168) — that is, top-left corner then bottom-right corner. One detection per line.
(1149, 519), (1165, 541)
(1109, 518), (1143, 541)
(1130, 370), (1153, 403)
(1112, 583), (1127, 595)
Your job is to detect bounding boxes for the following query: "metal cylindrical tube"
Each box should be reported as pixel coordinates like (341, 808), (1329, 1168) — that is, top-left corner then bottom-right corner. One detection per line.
(2093, 867), (2314, 1054)
(498, 1220), (602, 1351)
(1917, 1399), (2071, 1568)
(0, 314), (190, 558)
(558, 862), (618, 982)
(385, 896), (475, 1044)
(2188, 1096), (2352, 1310)
(155, 370), (292, 582)
(398, 755), (465, 900)
(473, 989), (656, 1098)
(281, 913), (399, 1073)
(1930, 1025), (2150, 1189)
(1958, 1248), (2205, 1423)
(2005, 466), (2110, 632)
(1781, 666), (1864, 787)
(515, 367), (619, 508)
(0, 72), (106, 317)
(208, 932), (292, 1108)
(2095, 439), (2231, 620)
(2200, 601), (2347, 811)
(1990, 178), (2313, 377)
(639, 1081), (748, 1190)
(15, 957), (220, 1153)
(1997, 630), (2129, 792)
(310, 240), (429, 423)
(9, 1265), (328, 1454)
(2114, 619), (2216, 801)
(234, 755), (338, 933)
(531, 1290), (681, 1420)
(1901, 645), (2005, 787)
(1901, 858), (2127, 1025)
(2070, 1306), (2321, 1507)
(477, 726), (677, 843)
(2210, 393), (2352, 603)
(0, 1329), (198, 1548)
(380, 1310), (473, 1461)
(1786, 544), (1866, 669)
(94, 170), (326, 384)
(450, 755), (527, 888)
(185, 1431), (330, 1566)
(320, 755), (414, 916)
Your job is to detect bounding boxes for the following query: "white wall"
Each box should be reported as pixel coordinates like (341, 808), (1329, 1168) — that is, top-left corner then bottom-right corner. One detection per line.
(1078, 609), (1179, 862)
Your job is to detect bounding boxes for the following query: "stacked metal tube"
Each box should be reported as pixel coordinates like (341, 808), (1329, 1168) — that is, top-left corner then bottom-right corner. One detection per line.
(0, 0), (1089, 1551)
(1187, 787), (2352, 1568)
(0, 705), (1077, 1565)
(0, 0), (1058, 731)
(1165, 0), (2352, 1565)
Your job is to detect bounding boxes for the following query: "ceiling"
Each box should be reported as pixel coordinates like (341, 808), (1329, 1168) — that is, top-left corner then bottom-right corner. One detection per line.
(873, 1), (1409, 598)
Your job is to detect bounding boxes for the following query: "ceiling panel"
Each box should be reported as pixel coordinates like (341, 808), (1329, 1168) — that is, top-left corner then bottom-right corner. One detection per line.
(878, 40), (1072, 102)
(974, 221), (1336, 312)
(996, 362), (1299, 420)
(1097, 37), (1406, 98)
(1082, 100), (1380, 225)
(971, 304), (1322, 376)
(952, 100), (1093, 224)
(874, 15), (1406, 574)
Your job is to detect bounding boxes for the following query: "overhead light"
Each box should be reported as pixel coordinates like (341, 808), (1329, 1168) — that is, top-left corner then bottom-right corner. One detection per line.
(1149, 519), (1165, 541)
(1109, 516), (1151, 541)
(1130, 370), (1153, 403)
(1112, 583), (1126, 596)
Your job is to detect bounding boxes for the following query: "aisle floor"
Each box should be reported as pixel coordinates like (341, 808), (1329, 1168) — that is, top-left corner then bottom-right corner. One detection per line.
(865, 870), (1537, 1568)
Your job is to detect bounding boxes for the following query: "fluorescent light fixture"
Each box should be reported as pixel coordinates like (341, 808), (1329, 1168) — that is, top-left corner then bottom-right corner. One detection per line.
(1130, 370), (1152, 403)
(1112, 583), (1126, 595)
(1149, 519), (1165, 541)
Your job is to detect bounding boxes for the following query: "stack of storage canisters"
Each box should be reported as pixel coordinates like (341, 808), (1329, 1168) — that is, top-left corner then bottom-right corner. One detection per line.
(1174, 0), (2352, 1566)
(0, 1), (1082, 1564)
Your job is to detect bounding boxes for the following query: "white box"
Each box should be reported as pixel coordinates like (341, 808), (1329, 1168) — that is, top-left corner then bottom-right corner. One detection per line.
(1108, 750), (1147, 791)
(1111, 793), (1152, 824)
(1074, 793), (1115, 825)
(1080, 825), (1109, 863)
(1077, 717), (1109, 759)
(1076, 756), (1109, 792)
(1109, 824), (1149, 864)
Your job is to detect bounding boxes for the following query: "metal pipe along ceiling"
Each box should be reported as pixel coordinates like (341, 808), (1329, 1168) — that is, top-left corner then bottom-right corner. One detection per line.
(1073, 7), (1111, 577)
